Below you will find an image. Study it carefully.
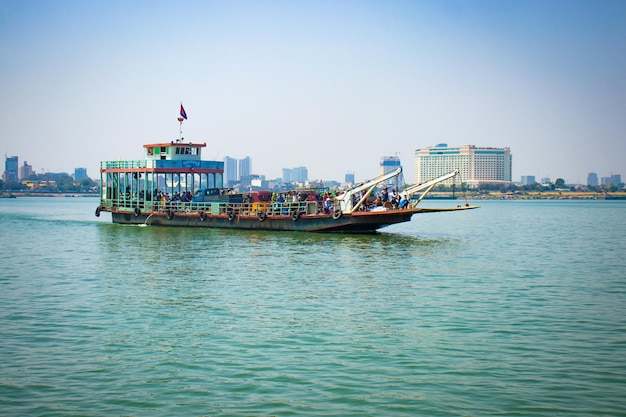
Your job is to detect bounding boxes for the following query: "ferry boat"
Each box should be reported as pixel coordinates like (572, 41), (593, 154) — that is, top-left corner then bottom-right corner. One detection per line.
(95, 138), (477, 233)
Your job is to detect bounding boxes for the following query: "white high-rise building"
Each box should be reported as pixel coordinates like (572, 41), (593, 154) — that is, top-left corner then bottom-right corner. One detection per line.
(414, 144), (512, 186)
(223, 156), (238, 187)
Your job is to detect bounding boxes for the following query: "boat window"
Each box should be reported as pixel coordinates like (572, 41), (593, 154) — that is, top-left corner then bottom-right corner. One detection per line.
(147, 147), (154, 156)
(175, 147), (196, 155)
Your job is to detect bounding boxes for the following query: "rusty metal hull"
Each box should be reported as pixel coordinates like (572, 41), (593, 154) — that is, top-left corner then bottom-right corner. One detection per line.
(110, 209), (420, 233)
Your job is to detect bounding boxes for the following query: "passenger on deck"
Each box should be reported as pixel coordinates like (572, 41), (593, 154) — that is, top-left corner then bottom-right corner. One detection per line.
(276, 193), (285, 214)
(323, 196), (333, 214)
(381, 187), (389, 203)
(390, 188), (398, 203)
(399, 195), (409, 209)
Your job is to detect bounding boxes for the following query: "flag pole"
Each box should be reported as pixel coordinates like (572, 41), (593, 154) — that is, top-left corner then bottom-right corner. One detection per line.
(178, 103), (187, 142)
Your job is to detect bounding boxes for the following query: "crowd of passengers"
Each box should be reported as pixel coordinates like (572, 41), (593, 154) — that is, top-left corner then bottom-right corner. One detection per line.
(124, 188), (195, 211)
(269, 187), (410, 215)
(123, 185), (410, 213)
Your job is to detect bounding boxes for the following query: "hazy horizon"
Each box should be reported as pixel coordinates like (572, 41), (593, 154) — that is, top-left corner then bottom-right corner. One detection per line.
(1, 0), (624, 184)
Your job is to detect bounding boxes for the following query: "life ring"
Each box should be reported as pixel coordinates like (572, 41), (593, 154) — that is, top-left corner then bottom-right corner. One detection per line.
(291, 210), (300, 221)
(332, 209), (343, 220)
(258, 211), (267, 222)
(199, 211), (207, 221)
(227, 210), (236, 221)
(95, 206), (101, 217)
(134, 207), (141, 217)
(166, 209), (175, 220)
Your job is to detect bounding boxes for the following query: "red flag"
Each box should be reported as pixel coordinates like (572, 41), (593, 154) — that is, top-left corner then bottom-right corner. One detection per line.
(180, 104), (187, 120)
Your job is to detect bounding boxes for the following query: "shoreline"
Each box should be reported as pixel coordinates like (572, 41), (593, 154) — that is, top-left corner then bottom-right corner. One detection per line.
(2, 191), (625, 200)
(1, 192), (98, 198)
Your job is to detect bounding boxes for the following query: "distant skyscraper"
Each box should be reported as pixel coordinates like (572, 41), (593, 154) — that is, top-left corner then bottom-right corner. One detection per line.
(19, 161), (33, 180)
(281, 167), (308, 183)
(601, 177), (613, 186)
(379, 156), (401, 176)
(611, 174), (621, 186)
(74, 167), (87, 181)
(293, 166), (308, 182)
(587, 172), (598, 186)
(282, 168), (292, 183)
(345, 172), (355, 185)
(3, 155), (18, 182)
(521, 176), (536, 185)
(224, 156), (238, 187)
(239, 156), (251, 179)
(414, 144), (512, 185)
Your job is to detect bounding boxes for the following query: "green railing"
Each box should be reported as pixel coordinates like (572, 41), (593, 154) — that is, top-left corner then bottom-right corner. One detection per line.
(101, 160), (155, 169)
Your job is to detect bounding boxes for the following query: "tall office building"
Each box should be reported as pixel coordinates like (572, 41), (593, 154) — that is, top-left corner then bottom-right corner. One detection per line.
(521, 176), (536, 185)
(602, 174), (622, 187)
(292, 167), (308, 182)
(587, 172), (598, 186)
(282, 167), (308, 183)
(239, 156), (251, 179)
(345, 172), (355, 185)
(414, 144), (512, 186)
(282, 168), (293, 183)
(223, 156), (238, 187)
(611, 174), (621, 186)
(74, 167), (87, 181)
(379, 156), (401, 176)
(19, 161), (33, 180)
(3, 155), (18, 182)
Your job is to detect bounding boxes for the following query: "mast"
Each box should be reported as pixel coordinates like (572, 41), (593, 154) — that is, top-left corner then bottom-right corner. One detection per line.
(177, 103), (187, 142)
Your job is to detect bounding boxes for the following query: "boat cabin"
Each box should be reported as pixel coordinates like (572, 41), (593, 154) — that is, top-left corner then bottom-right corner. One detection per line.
(99, 140), (224, 213)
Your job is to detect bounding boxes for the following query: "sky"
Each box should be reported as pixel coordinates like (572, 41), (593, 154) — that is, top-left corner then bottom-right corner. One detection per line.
(1, 0), (625, 184)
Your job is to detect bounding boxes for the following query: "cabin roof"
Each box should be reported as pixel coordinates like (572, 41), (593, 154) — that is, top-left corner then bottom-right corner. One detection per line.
(143, 142), (207, 148)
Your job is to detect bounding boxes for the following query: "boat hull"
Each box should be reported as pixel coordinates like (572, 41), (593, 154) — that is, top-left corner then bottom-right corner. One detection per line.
(110, 209), (420, 233)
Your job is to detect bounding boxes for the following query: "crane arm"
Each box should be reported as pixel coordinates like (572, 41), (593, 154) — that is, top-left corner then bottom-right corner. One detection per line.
(335, 167), (402, 214)
(401, 169), (459, 208)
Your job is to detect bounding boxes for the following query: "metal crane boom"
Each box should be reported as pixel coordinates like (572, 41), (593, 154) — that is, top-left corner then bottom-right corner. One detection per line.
(335, 167), (402, 214)
(401, 169), (459, 208)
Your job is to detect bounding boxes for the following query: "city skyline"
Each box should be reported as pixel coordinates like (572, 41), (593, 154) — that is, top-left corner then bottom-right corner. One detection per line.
(1, 1), (624, 184)
(3, 152), (622, 187)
